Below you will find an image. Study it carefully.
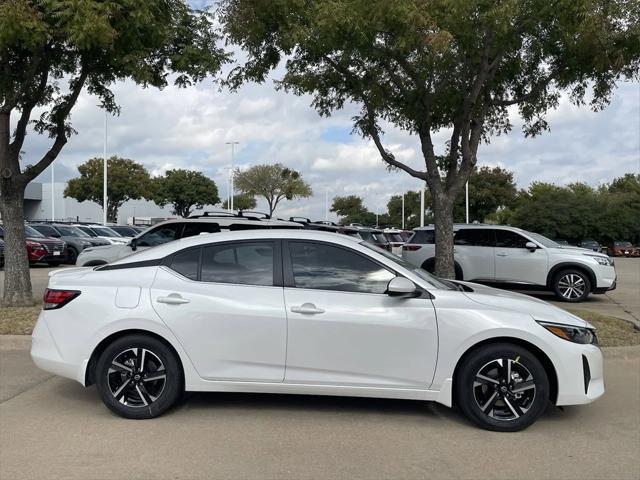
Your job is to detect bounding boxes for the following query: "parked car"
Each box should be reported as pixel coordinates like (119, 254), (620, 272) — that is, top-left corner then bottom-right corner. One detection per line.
(0, 225), (67, 266)
(402, 224), (616, 302)
(607, 241), (639, 257)
(32, 229), (604, 431)
(73, 225), (130, 245)
(382, 228), (405, 255)
(30, 224), (109, 264)
(0, 238), (4, 268)
(343, 226), (391, 251)
(108, 225), (143, 237)
(75, 213), (302, 266)
(579, 239), (603, 253)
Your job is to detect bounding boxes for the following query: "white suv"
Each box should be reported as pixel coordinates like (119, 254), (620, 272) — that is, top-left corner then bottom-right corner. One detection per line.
(75, 214), (301, 266)
(402, 225), (616, 302)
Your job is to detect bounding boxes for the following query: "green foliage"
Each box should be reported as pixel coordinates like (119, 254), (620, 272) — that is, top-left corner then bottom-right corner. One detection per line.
(220, 0), (640, 276)
(386, 191), (423, 229)
(222, 193), (257, 211)
(453, 166), (517, 222)
(64, 156), (152, 223)
(233, 163), (312, 215)
(501, 174), (640, 244)
(331, 195), (376, 225)
(151, 169), (220, 217)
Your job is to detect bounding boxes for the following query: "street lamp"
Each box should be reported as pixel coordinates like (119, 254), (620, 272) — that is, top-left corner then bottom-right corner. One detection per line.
(103, 109), (108, 225)
(225, 141), (239, 211)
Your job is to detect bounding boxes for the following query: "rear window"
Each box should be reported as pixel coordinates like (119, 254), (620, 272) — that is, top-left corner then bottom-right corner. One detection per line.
(384, 233), (403, 243)
(409, 230), (435, 244)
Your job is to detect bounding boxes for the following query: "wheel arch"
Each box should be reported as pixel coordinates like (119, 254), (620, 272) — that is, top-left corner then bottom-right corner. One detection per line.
(547, 263), (597, 292)
(85, 329), (185, 388)
(421, 257), (464, 280)
(451, 336), (559, 406)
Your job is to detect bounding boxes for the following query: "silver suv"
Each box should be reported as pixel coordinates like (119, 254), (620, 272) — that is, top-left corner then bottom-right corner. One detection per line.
(76, 213), (301, 267)
(402, 224), (616, 302)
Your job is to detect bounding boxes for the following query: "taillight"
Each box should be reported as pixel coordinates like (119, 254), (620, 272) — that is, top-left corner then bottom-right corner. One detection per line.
(43, 289), (81, 310)
(402, 244), (422, 251)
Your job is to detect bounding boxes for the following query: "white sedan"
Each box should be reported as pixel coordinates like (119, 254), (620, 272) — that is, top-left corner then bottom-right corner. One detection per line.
(31, 230), (604, 431)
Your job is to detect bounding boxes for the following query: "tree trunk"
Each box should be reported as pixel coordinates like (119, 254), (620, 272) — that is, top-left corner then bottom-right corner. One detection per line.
(0, 183), (34, 306)
(433, 194), (456, 279)
(107, 203), (119, 224)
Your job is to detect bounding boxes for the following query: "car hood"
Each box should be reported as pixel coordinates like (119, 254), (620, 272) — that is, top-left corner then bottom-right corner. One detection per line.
(80, 243), (123, 254)
(456, 281), (588, 328)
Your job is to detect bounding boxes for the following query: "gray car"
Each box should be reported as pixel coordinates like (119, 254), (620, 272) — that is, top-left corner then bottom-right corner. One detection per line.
(30, 224), (110, 264)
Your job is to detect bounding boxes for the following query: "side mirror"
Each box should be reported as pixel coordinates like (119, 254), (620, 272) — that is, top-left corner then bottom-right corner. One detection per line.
(130, 237), (138, 251)
(525, 241), (537, 252)
(386, 277), (418, 297)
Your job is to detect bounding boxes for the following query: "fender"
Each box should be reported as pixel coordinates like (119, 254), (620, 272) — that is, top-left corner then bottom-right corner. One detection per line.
(546, 262), (597, 291)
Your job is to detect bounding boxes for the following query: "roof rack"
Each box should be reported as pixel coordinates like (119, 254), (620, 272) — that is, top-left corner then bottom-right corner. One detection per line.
(241, 211), (272, 219)
(289, 216), (311, 223)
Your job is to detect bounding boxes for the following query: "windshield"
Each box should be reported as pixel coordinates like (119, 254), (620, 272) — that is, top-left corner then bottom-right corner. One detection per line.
(526, 231), (560, 248)
(56, 226), (89, 237)
(384, 233), (403, 243)
(361, 242), (453, 290)
(112, 226), (137, 236)
(24, 225), (45, 238)
(615, 241), (632, 247)
(92, 226), (121, 237)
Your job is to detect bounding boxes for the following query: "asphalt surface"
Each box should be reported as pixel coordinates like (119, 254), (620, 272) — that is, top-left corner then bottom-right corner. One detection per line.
(7, 257), (639, 324)
(1, 337), (638, 480)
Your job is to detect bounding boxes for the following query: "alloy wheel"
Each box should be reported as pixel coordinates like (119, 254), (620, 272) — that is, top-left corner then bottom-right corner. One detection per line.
(473, 358), (536, 421)
(557, 273), (586, 300)
(107, 348), (167, 407)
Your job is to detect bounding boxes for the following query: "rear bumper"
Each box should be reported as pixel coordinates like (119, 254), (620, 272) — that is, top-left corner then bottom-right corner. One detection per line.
(31, 313), (85, 384)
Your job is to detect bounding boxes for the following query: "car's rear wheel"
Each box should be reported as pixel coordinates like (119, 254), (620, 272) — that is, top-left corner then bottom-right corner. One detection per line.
(552, 269), (591, 302)
(66, 247), (78, 265)
(455, 343), (549, 432)
(95, 334), (183, 419)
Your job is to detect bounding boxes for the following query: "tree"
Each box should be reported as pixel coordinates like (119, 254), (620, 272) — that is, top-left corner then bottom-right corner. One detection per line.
(233, 163), (312, 216)
(453, 166), (516, 223)
(64, 157), (151, 223)
(220, 0), (640, 278)
(0, 0), (227, 306)
(151, 169), (219, 218)
(222, 193), (257, 211)
(331, 195), (376, 225)
(386, 191), (423, 229)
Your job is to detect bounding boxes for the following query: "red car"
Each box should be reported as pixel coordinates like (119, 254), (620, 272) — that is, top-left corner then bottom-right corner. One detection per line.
(0, 225), (67, 266)
(608, 241), (640, 257)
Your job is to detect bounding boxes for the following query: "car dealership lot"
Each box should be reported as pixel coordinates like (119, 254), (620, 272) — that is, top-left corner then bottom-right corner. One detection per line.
(1, 337), (638, 480)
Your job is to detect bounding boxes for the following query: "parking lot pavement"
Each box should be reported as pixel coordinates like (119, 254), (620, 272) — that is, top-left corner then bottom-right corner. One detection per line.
(0, 336), (639, 480)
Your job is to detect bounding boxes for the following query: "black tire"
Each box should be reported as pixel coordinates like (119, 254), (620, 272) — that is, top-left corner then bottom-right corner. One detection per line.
(552, 268), (591, 303)
(421, 258), (463, 280)
(95, 334), (183, 419)
(66, 247), (78, 265)
(455, 343), (549, 432)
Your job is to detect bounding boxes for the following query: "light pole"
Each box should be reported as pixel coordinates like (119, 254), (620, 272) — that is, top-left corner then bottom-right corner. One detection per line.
(224, 166), (232, 212)
(325, 187), (329, 222)
(401, 191), (405, 229)
(51, 163), (55, 221)
(420, 184), (425, 227)
(103, 110), (108, 225)
(465, 180), (469, 224)
(225, 141), (239, 211)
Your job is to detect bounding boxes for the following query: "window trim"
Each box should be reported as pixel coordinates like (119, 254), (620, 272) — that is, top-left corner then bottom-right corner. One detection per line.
(162, 239), (283, 287)
(282, 239), (400, 295)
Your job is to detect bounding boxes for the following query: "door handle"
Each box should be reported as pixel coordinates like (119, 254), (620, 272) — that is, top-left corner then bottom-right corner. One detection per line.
(496, 253), (508, 257)
(290, 303), (325, 315)
(157, 294), (190, 305)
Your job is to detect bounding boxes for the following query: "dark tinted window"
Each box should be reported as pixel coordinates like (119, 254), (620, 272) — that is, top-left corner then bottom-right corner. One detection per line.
(384, 233), (404, 243)
(454, 229), (495, 247)
(410, 230), (435, 244)
(182, 222), (221, 238)
(289, 242), (394, 294)
(495, 230), (529, 248)
(170, 248), (200, 280)
(201, 242), (274, 286)
(77, 226), (97, 237)
(31, 225), (59, 237)
(137, 223), (183, 247)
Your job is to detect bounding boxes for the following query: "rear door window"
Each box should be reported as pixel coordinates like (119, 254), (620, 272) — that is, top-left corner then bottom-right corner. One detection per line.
(181, 222), (221, 238)
(200, 242), (274, 286)
(454, 229), (495, 246)
(169, 248), (200, 280)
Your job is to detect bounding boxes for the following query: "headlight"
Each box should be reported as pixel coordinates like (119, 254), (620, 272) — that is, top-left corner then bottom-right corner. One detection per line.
(537, 321), (598, 345)
(585, 254), (613, 266)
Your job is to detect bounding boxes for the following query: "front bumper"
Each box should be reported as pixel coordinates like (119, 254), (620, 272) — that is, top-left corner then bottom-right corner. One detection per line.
(555, 344), (604, 405)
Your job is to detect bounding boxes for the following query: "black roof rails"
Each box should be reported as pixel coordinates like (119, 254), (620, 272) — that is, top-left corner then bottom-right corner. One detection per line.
(241, 210), (271, 219)
(188, 210), (268, 221)
(289, 216), (311, 223)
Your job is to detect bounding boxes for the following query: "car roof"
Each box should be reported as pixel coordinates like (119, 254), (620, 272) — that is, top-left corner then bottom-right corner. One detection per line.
(107, 229), (361, 266)
(412, 224), (526, 233)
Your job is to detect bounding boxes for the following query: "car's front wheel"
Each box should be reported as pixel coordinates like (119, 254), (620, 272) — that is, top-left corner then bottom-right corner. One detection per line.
(455, 343), (549, 432)
(95, 334), (183, 419)
(552, 269), (591, 302)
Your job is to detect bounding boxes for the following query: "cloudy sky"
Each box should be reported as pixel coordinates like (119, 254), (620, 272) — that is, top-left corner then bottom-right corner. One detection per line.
(21, 57), (640, 222)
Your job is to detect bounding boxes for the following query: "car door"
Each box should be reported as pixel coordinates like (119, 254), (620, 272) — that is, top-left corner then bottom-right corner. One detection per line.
(494, 229), (548, 285)
(282, 240), (438, 389)
(453, 228), (495, 281)
(150, 240), (287, 382)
